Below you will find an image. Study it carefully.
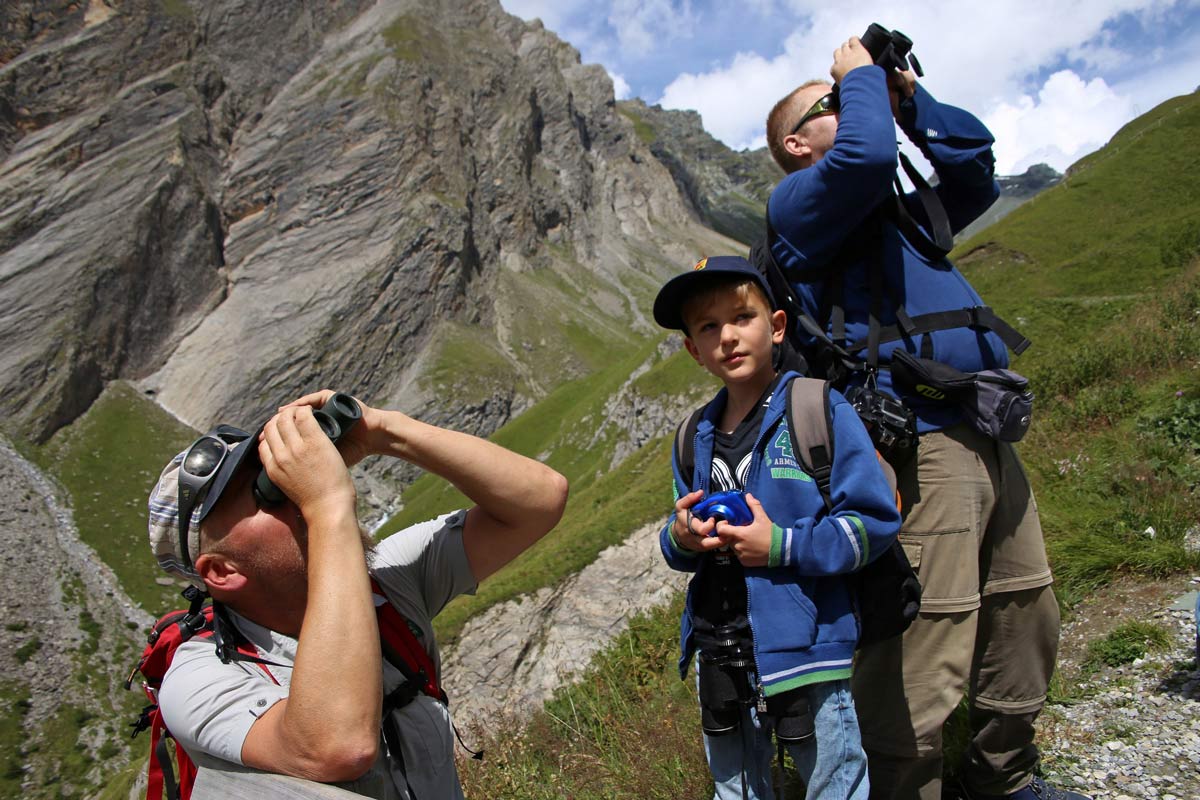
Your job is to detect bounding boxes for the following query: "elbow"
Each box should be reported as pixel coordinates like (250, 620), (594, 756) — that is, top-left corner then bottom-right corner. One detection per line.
(552, 471), (569, 515)
(303, 736), (380, 783)
(541, 469), (570, 529)
(862, 147), (900, 183)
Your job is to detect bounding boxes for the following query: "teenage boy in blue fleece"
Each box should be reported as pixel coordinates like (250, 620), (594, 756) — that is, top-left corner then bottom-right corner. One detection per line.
(652, 255), (901, 800)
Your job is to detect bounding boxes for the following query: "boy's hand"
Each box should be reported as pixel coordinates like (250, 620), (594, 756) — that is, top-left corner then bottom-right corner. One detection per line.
(671, 490), (724, 554)
(715, 493), (773, 567)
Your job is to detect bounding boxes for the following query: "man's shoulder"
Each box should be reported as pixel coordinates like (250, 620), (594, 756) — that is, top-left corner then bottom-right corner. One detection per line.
(162, 633), (224, 679)
(374, 509), (468, 566)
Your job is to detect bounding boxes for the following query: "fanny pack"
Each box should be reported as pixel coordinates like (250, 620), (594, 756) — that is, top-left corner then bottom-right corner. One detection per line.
(890, 350), (1034, 442)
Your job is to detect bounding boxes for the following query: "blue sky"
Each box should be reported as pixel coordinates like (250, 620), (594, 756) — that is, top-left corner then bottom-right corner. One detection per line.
(499, 0), (1200, 175)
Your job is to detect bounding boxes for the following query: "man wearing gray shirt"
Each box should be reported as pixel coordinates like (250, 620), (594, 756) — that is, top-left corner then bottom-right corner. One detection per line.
(146, 390), (569, 798)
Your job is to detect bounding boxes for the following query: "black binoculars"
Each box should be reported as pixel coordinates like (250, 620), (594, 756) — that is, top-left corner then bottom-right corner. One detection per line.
(253, 392), (362, 506)
(860, 22), (924, 77)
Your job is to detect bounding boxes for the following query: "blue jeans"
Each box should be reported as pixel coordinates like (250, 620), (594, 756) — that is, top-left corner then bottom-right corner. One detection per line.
(704, 679), (869, 800)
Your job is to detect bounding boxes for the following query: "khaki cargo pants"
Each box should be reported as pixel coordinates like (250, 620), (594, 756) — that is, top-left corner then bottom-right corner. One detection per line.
(851, 424), (1059, 799)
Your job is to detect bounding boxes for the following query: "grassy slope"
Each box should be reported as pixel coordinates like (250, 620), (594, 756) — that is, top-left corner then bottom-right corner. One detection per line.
(382, 342), (718, 645)
(30, 382), (200, 613)
(460, 91), (1200, 796)
(955, 90), (1200, 605)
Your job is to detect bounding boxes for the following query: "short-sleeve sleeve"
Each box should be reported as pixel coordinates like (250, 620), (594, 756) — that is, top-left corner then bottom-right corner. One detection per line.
(158, 638), (289, 766)
(370, 510), (477, 625)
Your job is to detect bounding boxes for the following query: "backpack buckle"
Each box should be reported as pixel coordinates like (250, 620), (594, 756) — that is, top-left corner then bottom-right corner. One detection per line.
(130, 704), (155, 739)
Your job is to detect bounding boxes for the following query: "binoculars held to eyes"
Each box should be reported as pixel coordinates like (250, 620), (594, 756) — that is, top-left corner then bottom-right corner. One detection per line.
(253, 393), (362, 506)
(860, 23), (924, 77)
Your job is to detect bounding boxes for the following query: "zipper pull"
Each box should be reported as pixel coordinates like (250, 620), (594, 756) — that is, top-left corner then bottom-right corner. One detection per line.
(756, 683), (768, 714)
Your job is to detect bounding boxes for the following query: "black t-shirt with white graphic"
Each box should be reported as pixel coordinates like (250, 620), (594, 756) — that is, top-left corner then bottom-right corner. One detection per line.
(689, 375), (782, 659)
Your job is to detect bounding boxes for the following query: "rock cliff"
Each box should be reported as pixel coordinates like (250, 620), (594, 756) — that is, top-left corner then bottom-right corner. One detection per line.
(0, 0), (712, 449)
(619, 98), (781, 246)
(0, 2), (737, 793)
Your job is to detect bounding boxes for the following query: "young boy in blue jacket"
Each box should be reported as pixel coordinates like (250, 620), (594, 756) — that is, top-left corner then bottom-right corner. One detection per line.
(653, 255), (901, 800)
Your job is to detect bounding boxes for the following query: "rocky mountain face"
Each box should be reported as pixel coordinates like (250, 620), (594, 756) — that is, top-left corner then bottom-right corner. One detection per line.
(619, 98), (781, 246)
(0, 0), (715, 450)
(1, 1), (742, 794)
(443, 519), (688, 726)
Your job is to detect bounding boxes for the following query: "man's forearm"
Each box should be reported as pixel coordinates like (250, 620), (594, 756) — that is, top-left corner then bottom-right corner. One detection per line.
(290, 505), (382, 742)
(372, 411), (567, 531)
(369, 410), (568, 582)
(242, 505), (382, 782)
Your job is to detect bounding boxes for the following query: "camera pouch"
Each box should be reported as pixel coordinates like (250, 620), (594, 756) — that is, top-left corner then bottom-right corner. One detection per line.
(890, 350), (1034, 442)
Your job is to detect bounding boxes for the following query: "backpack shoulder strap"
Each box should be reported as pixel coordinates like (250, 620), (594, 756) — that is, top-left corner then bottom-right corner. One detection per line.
(674, 405), (706, 492)
(785, 377), (835, 513)
(371, 579), (445, 705)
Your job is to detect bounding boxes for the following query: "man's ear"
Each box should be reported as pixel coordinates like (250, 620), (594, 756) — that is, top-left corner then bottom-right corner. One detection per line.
(683, 336), (702, 364)
(195, 552), (248, 593)
(783, 132), (810, 162)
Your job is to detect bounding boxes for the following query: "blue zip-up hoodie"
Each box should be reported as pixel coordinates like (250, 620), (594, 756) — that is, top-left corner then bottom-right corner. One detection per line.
(660, 372), (901, 696)
(768, 66), (1005, 432)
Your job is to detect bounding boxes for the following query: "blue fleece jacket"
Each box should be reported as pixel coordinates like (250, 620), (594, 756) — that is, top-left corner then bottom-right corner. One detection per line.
(660, 372), (901, 696)
(768, 66), (1006, 432)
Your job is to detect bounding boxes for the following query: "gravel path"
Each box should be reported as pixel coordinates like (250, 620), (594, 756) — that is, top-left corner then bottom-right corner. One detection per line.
(1037, 578), (1200, 799)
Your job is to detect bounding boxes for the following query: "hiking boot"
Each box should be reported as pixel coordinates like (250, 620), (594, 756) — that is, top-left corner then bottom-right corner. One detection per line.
(965, 776), (1093, 800)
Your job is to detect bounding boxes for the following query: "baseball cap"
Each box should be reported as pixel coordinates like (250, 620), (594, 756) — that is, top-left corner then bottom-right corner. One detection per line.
(653, 255), (776, 331)
(147, 424), (260, 584)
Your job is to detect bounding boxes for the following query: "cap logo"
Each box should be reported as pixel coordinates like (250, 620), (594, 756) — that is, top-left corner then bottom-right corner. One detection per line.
(693, 257), (708, 271)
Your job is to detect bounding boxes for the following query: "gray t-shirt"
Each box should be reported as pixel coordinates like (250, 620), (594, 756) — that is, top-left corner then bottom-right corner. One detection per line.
(158, 510), (477, 799)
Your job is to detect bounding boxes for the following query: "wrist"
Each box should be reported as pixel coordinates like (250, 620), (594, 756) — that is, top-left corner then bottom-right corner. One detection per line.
(299, 489), (359, 531)
(768, 523), (784, 568)
(374, 409), (418, 460)
(667, 525), (699, 556)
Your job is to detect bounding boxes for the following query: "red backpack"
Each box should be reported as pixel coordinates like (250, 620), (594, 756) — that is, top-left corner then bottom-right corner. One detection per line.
(126, 582), (447, 800)
(125, 588), (277, 800)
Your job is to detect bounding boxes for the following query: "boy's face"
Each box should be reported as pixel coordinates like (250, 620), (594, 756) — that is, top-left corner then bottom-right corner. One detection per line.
(681, 282), (786, 389)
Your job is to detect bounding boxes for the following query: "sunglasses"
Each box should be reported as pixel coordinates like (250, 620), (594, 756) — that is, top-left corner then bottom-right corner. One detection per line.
(789, 89), (840, 135)
(176, 425), (250, 569)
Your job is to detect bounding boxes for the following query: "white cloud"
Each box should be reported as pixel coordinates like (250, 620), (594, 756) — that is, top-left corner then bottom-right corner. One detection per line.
(655, 0), (1194, 165)
(658, 49), (797, 148)
(984, 70), (1134, 173)
(609, 70), (633, 100)
(608, 0), (697, 57)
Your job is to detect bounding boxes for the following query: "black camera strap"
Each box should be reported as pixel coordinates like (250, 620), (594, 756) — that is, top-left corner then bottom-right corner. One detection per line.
(865, 212), (886, 375)
(888, 151), (955, 261)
